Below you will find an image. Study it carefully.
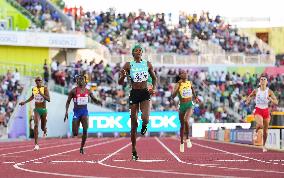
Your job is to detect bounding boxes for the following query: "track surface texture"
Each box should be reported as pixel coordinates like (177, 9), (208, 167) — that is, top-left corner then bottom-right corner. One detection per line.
(1, 137), (284, 178)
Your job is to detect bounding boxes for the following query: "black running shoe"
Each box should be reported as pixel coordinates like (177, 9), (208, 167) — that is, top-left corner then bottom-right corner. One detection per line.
(132, 151), (138, 161)
(80, 147), (84, 154)
(141, 125), (147, 135)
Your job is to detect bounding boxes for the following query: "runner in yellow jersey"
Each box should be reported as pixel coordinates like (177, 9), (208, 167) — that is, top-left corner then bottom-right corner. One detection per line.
(172, 70), (200, 152)
(20, 77), (50, 151)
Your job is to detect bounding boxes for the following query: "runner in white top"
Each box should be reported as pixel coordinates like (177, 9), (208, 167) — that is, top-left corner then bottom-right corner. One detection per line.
(245, 75), (278, 152)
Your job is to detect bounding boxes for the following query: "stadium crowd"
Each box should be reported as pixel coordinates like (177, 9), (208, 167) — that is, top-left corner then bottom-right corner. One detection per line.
(17, 0), (65, 32)
(0, 69), (23, 136)
(50, 60), (284, 123)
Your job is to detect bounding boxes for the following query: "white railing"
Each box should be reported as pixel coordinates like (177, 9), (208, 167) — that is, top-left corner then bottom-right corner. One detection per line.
(109, 53), (275, 66)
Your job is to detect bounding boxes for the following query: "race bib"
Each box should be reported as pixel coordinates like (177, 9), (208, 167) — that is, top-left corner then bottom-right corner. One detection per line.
(181, 88), (192, 98)
(77, 96), (88, 105)
(34, 94), (44, 103)
(133, 71), (148, 82)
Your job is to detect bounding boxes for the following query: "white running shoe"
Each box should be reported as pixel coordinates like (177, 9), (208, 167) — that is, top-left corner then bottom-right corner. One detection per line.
(253, 131), (257, 141)
(263, 146), (268, 152)
(180, 143), (184, 153)
(186, 139), (192, 148)
(34, 144), (40, 151)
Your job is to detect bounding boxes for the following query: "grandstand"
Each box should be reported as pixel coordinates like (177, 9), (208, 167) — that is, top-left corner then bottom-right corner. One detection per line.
(0, 0), (284, 177)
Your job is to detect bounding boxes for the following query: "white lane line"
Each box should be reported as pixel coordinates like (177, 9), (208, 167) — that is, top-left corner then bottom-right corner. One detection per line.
(13, 138), (124, 178)
(193, 142), (275, 164)
(1, 138), (107, 157)
(167, 137), (284, 174)
(155, 137), (237, 178)
(2, 161), (15, 164)
(216, 160), (249, 162)
(98, 137), (232, 178)
(0, 139), (76, 151)
(51, 161), (96, 164)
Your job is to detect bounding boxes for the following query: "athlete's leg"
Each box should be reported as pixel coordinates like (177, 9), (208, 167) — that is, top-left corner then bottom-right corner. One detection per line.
(140, 100), (150, 135)
(130, 104), (139, 153)
(33, 111), (40, 145)
(179, 112), (186, 144)
(72, 119), (80, 137)
(40, 112), (47, 136)
(80, 116), (88, 149)
(263, 117), (271, 146)
(255, 114), (264, 133)
(184, 107), (193, 140)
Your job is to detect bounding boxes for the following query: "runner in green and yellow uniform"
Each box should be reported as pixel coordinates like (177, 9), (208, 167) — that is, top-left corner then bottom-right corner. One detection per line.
(20, 76), (50, 151)
(172, 70), (200, 153)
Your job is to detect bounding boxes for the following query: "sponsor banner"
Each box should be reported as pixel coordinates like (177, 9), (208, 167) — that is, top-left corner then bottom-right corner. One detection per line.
(192, 123), (251, 137)
(282, 129), (284, 150)
(69, 111), (180, 133)
(218, 130), (225, 141)
(235, 129), (254, 144)
(224, 129), (231, 142)
(266, 129), (280, 149)
(0, 31), (85, 48)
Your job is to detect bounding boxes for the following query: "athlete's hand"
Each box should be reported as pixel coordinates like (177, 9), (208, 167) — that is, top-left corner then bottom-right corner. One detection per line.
(195, 97), (201, 103)
(120, 69), (127, 77)
(19, 101), (25, 106)
(245, 99), (250, 106)
(148, 88), (155, 95)
(64, 112), (68, 122)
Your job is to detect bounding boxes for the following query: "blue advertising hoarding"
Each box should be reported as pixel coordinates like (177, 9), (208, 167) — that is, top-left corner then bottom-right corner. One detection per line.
(69, 111), (180, 133)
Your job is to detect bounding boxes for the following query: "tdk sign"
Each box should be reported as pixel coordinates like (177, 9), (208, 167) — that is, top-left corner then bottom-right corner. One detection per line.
(71, 112), (180, 133)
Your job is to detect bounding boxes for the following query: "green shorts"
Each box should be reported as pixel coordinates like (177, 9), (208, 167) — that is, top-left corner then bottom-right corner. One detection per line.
(179, 101), (194, 113)
(34, 108), (47, 117)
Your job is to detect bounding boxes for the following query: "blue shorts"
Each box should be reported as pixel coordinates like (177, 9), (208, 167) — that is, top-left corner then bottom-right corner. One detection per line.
(73, 108), (88, 121)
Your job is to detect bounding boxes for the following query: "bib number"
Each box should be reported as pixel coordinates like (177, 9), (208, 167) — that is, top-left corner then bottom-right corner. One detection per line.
(181, 89), (192, 98)
(77, 97), (88, 105)
(133, 71), (148, 82)
(34, 94), (44, 103)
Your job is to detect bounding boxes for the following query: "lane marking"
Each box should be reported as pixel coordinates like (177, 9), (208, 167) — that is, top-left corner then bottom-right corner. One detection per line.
(51, 161), (96, 164)
(166, 137), (284, 174)
(98, 137), (233, 178)
(1, 138), (107, 157)
(13, 138), (124, 178)
(216, 160), (249, 162)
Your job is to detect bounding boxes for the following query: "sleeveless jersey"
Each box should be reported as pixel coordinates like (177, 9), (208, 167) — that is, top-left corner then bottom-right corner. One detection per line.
(73, 87), (89, 106)
(178, 81), (193, 99)
(129, 60), (148, 83)
(255, 87), (269, 109)
(32, 87), (45, 103)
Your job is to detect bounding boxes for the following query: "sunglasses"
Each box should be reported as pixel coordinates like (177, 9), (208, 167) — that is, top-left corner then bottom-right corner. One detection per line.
(35, 79), (42, 82)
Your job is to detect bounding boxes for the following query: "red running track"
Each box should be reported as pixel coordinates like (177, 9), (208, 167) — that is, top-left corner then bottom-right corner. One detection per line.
(1, 137), (284, 178)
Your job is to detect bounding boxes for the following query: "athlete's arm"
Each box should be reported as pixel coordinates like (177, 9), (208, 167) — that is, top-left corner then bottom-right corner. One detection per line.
(89, 90), (102, 106)
(118, 62), (130, 85)
(191, 85), (200, 103)
(172, 82), (180, 99)
(64, 89), (74, 122)
(245, 89), (256, 105)
(268, 89), (279, 105)
(19, 90), (34, 106)
(39, 87), (50, 102)
(148, 61), (157, 93)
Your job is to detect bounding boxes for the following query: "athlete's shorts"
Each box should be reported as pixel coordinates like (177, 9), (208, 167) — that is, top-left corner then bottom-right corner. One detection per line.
(73, 108), (88, 121)
(129, 88), (150, 105)
(34, 108), (47, 117)
(254, 107), (270, 120)
(179, 101), (194, 113)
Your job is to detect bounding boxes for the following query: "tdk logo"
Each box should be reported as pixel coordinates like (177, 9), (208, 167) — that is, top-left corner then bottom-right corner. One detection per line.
(88, 115), (178, 129)
(89, 116), (123, 129)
